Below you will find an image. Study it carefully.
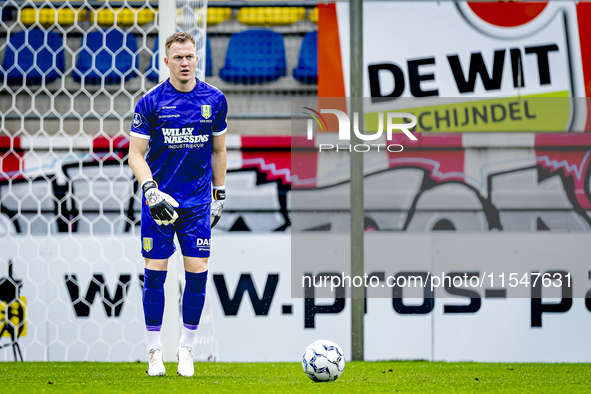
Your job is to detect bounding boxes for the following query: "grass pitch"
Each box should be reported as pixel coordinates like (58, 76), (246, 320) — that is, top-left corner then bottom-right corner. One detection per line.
(1, 361), (590, 393)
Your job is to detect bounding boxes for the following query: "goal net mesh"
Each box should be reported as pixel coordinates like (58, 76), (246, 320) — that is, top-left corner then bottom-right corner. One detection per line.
(0, 0), (217, 362)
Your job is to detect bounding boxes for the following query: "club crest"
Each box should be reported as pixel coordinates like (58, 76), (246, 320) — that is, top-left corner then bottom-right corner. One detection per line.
(202, 105), (212, 119)
(143, 237), (153, 252)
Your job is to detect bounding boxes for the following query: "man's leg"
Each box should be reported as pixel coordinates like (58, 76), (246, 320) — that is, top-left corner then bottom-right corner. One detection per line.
(177, 257), (208, 377)
(175, 203), (211, 376)
(180, 257), (208, 347)
(143, 258), (168, 376)
(144, 259), (168, 347)
(140, 192), (176, 376)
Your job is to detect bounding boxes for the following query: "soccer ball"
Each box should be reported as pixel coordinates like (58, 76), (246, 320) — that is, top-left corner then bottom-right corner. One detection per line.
(302, 339), (346, 382)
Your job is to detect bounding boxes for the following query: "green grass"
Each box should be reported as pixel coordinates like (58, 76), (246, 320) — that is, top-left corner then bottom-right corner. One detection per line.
(1, 361), (590, 393)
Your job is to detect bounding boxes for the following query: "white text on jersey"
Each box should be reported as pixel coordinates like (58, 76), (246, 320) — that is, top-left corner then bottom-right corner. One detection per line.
(162, 128), (210, 144)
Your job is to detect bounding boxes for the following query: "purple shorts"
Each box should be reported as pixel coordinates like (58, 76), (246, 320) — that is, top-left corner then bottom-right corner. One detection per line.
(141, 203), (211, 259)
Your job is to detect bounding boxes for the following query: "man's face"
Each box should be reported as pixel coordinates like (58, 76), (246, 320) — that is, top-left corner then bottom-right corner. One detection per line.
(165, 41), (197, 84)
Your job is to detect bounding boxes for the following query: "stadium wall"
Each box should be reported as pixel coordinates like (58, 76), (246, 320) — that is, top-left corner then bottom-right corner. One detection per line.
(2, 132), (590, 362)
(2, 134), (591, 234)
(2, 0), (591, 364)
(3, 232), (591, 362)
(291, 132), (591, 232)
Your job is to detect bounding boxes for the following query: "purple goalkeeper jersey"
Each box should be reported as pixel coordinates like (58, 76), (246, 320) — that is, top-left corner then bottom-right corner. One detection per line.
(130, 78), (227, 207)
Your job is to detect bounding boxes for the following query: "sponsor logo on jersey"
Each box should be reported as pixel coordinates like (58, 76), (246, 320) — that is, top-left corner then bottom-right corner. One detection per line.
(197, 238), (211, 251)
(133, 113), (142, 128)
(162, 106), (176, 109)
(143, 238), (153, 252)
(202, 105), (212, 119)
(162, 128), (210, 144)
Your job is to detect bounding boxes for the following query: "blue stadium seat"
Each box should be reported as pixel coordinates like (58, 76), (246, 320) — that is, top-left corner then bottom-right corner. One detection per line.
(2, 7), (14, 23)
(146, 35), (212, 83)
(293, 31), (317, 84)
(1, 29), (65, 85)
(73, 29), (138, 84)
(220, 29), (286, 84)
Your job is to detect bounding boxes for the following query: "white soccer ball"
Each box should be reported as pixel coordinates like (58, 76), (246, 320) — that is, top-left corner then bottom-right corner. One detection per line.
(302, 339), (346, 382)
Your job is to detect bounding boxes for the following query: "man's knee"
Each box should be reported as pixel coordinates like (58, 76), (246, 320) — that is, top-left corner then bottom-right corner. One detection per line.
(146, 258), (168, 271)
(184, 256), (208, 273)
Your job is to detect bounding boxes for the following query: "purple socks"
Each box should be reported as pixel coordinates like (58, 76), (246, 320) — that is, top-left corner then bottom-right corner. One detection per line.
(182, 270), (208, 330)
(143, 268), (207, 350)
(143, 268), (167, 331)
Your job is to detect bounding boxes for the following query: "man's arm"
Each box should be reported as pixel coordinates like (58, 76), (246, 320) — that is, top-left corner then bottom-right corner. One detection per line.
(129, 136), (153, 185)
(129, 135), (179, 225)
(212, 133), (227, 186)
(210, 133), (227, 228)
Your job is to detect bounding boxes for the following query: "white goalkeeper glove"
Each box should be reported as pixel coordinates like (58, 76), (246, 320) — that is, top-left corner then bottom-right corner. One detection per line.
(142, 179), (179, 226)
(211, 186), (225, 228)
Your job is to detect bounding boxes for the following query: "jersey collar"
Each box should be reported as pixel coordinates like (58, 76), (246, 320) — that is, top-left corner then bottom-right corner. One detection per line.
(166, 77), (200, 94)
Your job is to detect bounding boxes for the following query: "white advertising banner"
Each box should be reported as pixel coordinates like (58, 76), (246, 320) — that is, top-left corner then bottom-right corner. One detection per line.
(2, 233), (591, 362)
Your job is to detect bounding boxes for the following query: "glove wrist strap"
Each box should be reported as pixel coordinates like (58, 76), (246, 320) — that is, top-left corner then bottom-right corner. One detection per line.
(142, 179), (158, 194)
(213, 187), (226, 201)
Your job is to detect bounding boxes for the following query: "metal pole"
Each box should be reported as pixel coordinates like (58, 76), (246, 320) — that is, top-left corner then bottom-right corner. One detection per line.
(350, 0), (364, 361)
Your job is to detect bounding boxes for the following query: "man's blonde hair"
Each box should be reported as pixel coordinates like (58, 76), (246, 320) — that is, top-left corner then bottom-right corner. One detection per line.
(165, 32), (196, 57)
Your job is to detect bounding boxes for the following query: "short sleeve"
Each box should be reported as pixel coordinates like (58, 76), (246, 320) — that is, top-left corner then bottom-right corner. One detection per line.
(130, 96), (152, 140)
(212, 95), (228, 136)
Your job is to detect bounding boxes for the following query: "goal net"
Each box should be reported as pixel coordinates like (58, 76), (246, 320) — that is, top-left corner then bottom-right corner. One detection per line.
(0, 0), (216, 362)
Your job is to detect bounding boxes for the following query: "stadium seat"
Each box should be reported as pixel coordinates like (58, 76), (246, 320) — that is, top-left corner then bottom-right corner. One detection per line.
(310, 7), (318, 23)
(1, 29), (65, 85)
(146, 35), (212, 83)
(20, 8), (87, 27)
(174, 6), (230, 28)
(1, 7), (14, 23)
(237, 7), (305, 26)
(73, 30), (138, 84)
(293, 31), (317, 84)
(220, 29), (286, 84)
(207, 7), (231, 26)
(176, 7), (206, 26)
(92, 7), (155, 27)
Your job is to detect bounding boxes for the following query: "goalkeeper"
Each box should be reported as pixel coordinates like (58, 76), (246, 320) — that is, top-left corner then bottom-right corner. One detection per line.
(128, 32), (227, 377)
